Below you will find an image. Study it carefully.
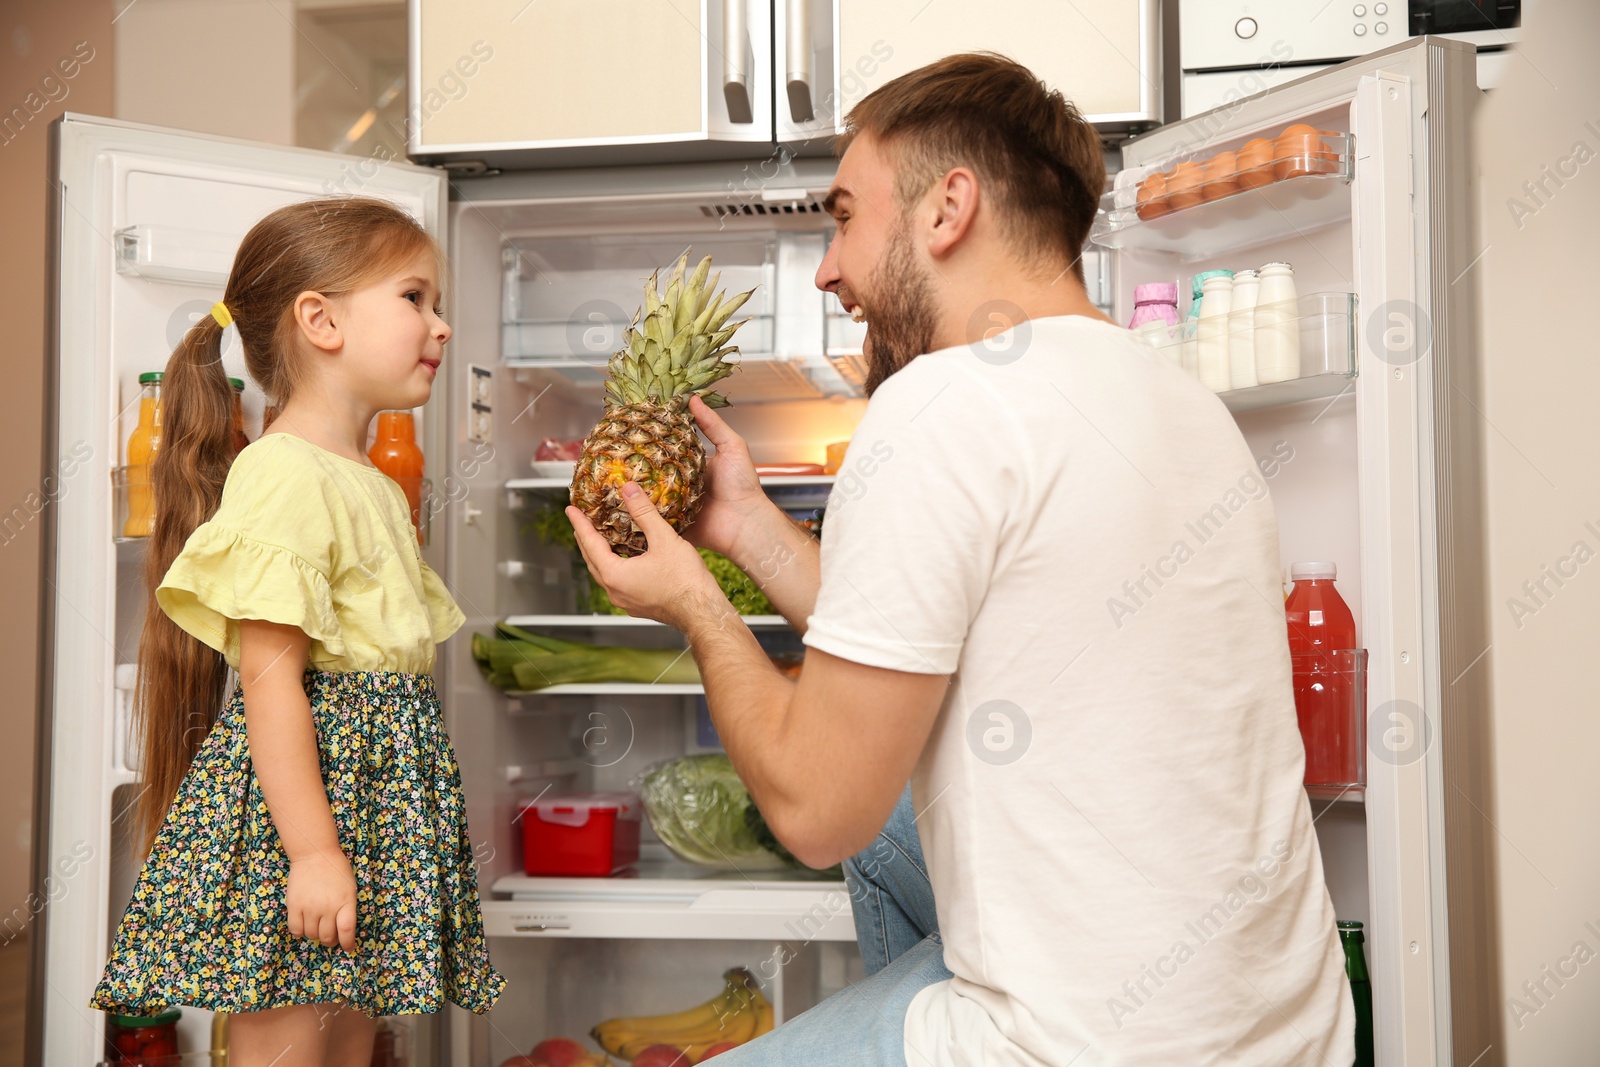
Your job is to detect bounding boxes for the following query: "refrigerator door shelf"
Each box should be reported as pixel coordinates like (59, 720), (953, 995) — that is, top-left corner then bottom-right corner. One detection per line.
(1091, 136), (1355, 259)
(113, 222), (240, 286)
(1141, 292), (1358, 415)
(488, 862), (853, 942)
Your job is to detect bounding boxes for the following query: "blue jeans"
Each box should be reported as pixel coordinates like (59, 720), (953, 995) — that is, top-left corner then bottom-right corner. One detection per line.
(716, 782), (955, 1065)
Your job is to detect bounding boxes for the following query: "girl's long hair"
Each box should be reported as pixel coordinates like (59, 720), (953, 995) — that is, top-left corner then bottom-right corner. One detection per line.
(132, 196), (444, 863)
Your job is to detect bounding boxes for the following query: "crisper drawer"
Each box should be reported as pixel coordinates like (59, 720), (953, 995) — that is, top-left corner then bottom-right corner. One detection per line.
(500, 228), (862, 402)
(503, 232), (778, 363)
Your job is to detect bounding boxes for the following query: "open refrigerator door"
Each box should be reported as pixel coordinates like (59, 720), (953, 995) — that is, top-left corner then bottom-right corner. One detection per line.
(1103, 35), (1490, 1066)
(40, 112), (447, 1067)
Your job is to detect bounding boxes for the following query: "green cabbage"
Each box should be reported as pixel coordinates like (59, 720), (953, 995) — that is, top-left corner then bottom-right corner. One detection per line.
(638, 753), (840, 876)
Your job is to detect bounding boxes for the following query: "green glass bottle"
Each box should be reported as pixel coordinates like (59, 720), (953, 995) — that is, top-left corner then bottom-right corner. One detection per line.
(1338, 920), (1375, 1067)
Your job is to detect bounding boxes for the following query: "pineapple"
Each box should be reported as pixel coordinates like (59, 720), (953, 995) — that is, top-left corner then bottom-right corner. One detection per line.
(570, 252), (753, 556)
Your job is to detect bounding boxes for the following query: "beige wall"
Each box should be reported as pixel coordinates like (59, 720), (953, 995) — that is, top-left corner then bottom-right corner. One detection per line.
(1475, 1), (1600, 1060)
(113, 0), (295, 142)
(0, 2), (114, 1065)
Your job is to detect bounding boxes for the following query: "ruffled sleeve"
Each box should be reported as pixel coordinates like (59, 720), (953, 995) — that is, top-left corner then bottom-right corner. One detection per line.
(419, 560), (465, 643)
(156, 525), (347, 664)
(153, 447), (348, 667)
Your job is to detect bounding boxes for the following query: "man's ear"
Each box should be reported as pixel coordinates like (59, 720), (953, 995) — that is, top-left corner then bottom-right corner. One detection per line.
(926, 166), (980, 257)
(293, 290), (343, 354)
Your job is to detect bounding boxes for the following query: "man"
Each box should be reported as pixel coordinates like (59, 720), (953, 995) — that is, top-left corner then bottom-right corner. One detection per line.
(568, 53), (1353, 1067)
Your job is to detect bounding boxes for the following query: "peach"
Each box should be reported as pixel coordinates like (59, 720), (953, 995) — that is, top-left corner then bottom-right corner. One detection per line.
(530, 1038), (594, 1067)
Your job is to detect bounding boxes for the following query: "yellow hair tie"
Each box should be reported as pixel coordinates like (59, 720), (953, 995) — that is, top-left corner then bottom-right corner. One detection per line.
(210, 301), (233, 328)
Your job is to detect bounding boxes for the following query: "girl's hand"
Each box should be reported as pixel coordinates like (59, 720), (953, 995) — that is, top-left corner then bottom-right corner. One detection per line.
(286, 849), (358, 951)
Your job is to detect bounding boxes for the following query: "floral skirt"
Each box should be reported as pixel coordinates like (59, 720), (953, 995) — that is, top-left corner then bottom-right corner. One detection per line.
(89, 669), (507, 1018)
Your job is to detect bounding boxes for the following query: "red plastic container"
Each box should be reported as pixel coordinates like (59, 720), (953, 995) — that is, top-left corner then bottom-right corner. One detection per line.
(518, 791), (641, 876)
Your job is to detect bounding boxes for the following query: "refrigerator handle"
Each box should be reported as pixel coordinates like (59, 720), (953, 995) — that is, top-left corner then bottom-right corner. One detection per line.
(786, 0), (815, 122)
(722, 0), (755, 123)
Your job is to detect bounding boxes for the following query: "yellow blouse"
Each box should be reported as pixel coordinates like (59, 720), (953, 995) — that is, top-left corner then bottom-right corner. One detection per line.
(155, 431), (464, 674)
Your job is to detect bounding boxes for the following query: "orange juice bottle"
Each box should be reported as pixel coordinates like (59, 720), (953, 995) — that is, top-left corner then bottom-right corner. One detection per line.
(123, 372), (163, 538)
(227, 377), (250, 456)
(369, 411), (425, 543)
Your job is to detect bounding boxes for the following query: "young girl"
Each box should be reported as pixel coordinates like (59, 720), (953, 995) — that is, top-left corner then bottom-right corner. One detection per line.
(89, 196), (506, 1065)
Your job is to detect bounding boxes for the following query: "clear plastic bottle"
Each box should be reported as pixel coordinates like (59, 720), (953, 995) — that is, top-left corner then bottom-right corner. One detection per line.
(1228, 269), (1261, 390)
(1254, 261), (1301, 383)
(1196, 274), (1234, 392)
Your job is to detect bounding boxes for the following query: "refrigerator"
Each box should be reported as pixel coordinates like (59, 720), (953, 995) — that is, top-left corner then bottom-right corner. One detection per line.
(36, 33), (1494, 1067)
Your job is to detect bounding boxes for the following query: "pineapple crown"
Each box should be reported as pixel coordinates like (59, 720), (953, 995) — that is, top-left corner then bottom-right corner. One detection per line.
(604, 251), (753, 410)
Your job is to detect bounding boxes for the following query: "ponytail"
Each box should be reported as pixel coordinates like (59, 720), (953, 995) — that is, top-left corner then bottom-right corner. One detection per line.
(130, 314), (238, 863)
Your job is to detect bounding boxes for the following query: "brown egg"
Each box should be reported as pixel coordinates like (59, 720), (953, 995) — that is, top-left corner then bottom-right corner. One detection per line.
(1135, 172), (1171, 220)
(1237, 138), (1277, 188)
(1201, 151), (1240, 201)
(1274, 124), (1342, 180)
(1165, 161), (1205, 210)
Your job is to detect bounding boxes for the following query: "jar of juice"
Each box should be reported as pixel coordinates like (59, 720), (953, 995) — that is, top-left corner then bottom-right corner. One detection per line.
(122, 372), (163, 539)
(227, 376), (250, 456)
(105, 1006), (180, 1065)
(369, 411), (425, 542)
(1286, 562), (1365, 788)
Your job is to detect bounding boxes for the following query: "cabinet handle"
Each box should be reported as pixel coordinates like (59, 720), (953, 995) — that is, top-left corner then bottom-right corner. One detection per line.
(786, 0), (815, 122)
(722, 0), (754, 123)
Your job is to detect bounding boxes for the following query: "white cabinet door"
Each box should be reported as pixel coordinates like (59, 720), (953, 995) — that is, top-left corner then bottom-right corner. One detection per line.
(817, 0), (1161, 139)
(409, 0), (773, 169)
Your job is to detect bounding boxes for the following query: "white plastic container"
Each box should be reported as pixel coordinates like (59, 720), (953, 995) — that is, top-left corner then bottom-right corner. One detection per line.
(1228, 268), (1261, 390)
(1196, 274), (1234, 392)
(1254, 261), (1301, 383)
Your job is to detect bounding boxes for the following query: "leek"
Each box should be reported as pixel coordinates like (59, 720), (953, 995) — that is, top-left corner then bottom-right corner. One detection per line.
(472, 621), (701, 691)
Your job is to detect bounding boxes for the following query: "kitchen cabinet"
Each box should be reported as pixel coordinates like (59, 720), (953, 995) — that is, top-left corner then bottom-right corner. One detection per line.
(408, 0), (774, 170)
(409, 0), (1161, 171)
(779, 0), (1162, 147)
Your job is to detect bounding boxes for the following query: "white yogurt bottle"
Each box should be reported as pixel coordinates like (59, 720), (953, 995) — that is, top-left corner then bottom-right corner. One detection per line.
(1228, 268), (1261, 390)
(1196, 274), (1234, 392)
(1254, 261), (1301, 384)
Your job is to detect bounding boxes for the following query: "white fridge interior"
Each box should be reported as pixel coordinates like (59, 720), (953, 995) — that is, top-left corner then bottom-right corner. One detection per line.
(43, 33), (1489, 1067)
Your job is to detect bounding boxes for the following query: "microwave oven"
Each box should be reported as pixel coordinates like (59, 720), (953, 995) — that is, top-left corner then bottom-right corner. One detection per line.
(1178, 0), (1519, 116)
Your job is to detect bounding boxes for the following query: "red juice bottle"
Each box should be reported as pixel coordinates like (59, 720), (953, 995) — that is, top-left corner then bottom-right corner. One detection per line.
(1286, 562), (1358, 786)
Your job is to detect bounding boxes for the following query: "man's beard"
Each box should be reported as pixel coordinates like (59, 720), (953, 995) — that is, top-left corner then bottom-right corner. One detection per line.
(860, 222), (938, 397)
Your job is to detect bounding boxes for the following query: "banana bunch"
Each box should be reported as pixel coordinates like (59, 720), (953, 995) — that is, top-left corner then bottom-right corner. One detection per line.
(591, 967), (774, 1062)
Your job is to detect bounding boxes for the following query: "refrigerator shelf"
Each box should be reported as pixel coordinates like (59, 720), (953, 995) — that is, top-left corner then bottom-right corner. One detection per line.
(504, 352), (862, 402)
(505, 614), (789, 628)
(506, 683), (706, 696)
(506, 473), (835, 494)
(486, 857), (853, 941)
(1307, 785), (1366, 804)
(1090, 134), (1354, 259)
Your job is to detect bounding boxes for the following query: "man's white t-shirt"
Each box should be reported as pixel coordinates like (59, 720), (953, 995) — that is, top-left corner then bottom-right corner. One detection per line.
(801, 315), (1354, 1067)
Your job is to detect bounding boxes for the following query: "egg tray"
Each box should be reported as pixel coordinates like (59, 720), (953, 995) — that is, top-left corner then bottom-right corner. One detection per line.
(1096, 130), (1355, 235)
